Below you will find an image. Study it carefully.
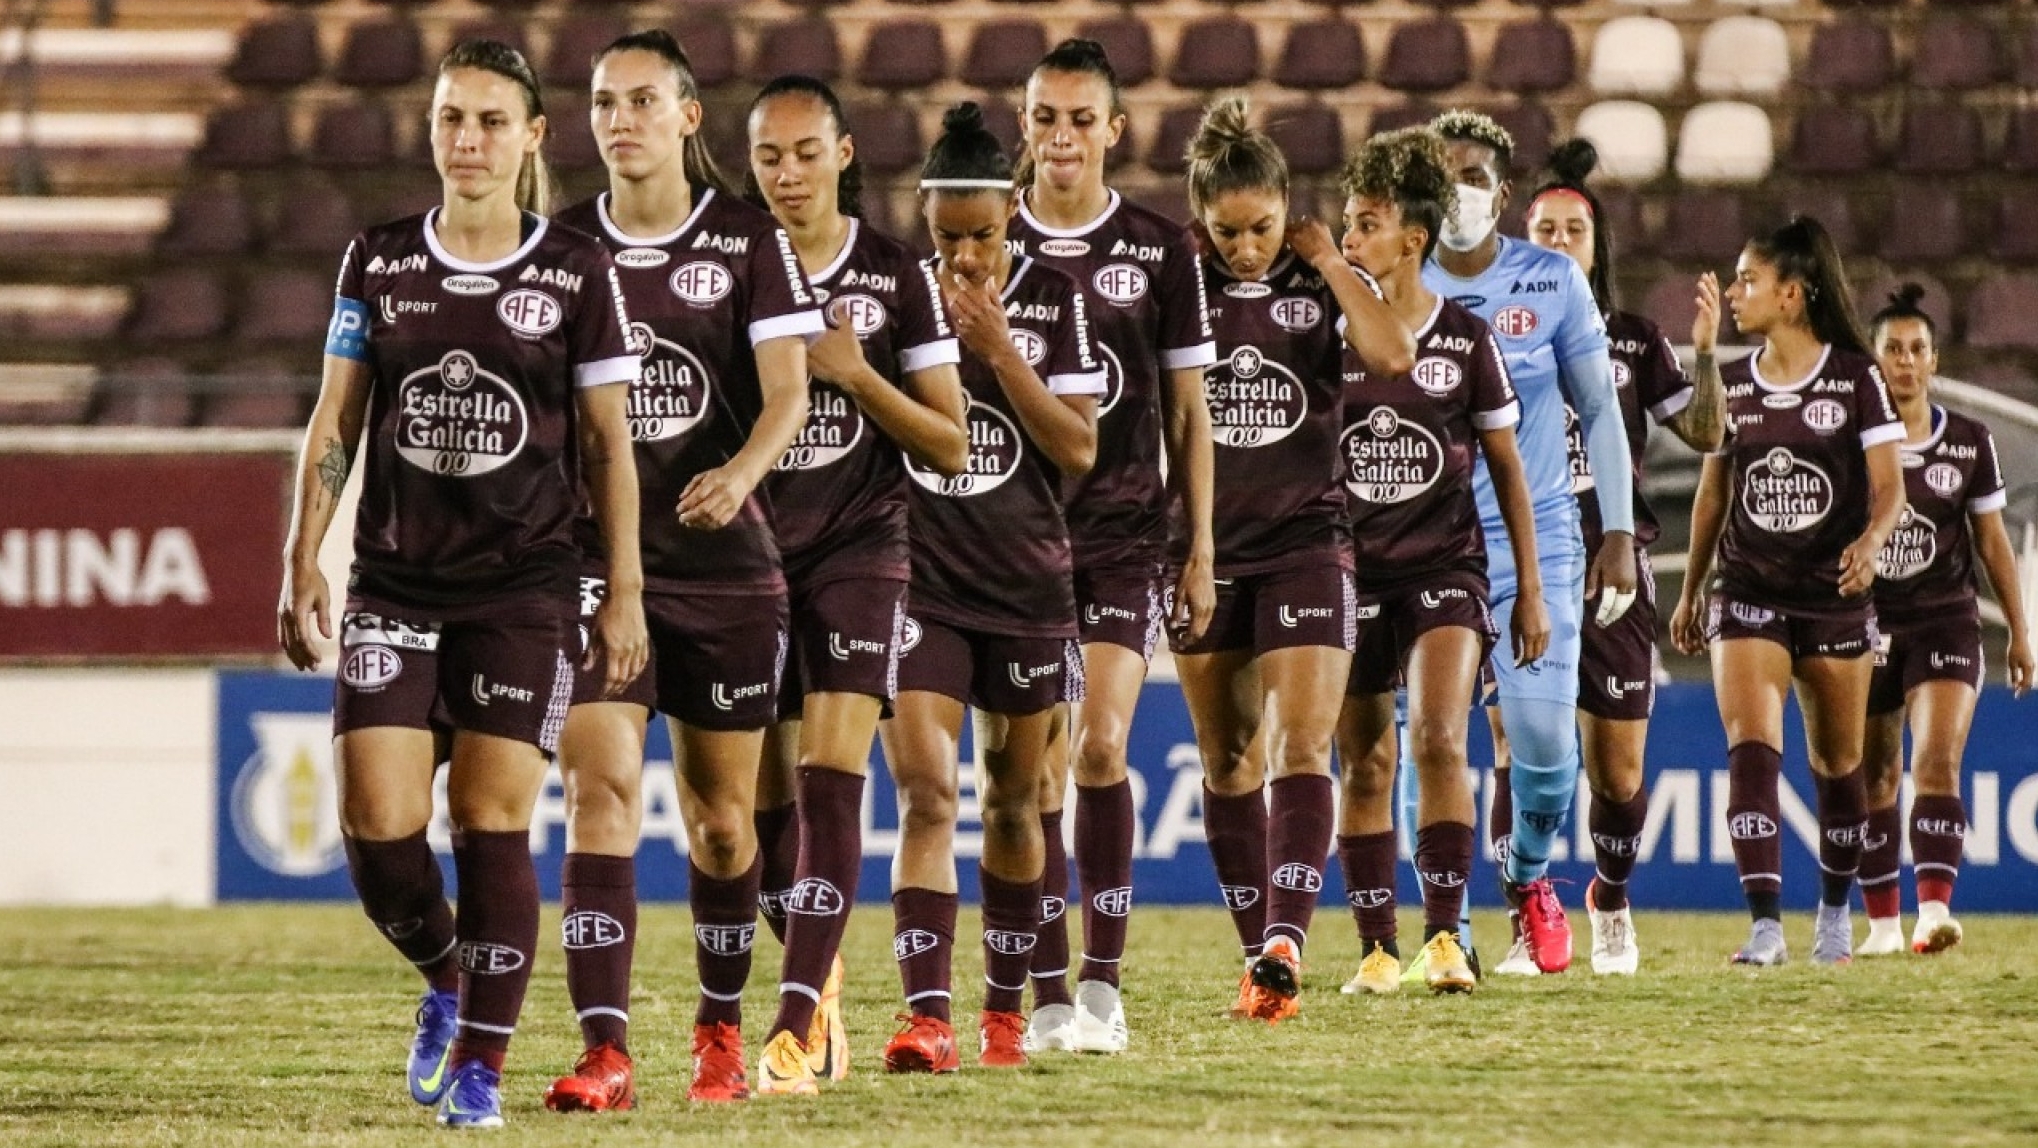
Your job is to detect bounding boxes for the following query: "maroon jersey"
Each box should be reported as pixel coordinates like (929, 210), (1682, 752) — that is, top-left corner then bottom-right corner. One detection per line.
(905, 257), (1105, 637)
(1714, 346), (1902, 612)
(764, 218), (959, 585)
(555, 190), (825, 594)
(1341, 298), (1519, 587)
(1190, 251), (1353, 577)
(1564, 310), (1693, 551)
(334, 211), (636, 614)
(1007, 191), (1215, 570)
(1874, 405), (2007, 624)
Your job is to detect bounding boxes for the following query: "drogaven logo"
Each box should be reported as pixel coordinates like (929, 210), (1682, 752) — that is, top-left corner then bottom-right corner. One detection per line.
(230, 711), (346, 878)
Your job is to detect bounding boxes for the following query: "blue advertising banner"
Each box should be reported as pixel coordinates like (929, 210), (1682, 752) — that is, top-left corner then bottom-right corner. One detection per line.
(219, 671), (2038, 911)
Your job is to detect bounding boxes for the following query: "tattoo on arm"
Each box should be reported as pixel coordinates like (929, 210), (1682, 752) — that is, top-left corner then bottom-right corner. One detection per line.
(315, 437), (349, 499)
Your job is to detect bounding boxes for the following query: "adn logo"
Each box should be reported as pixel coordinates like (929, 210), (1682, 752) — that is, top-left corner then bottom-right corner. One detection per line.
(458, 942), (528, 974)
(787, 879), (846, 917)
(894, 929), (940, 960)
(1271, 863), (1322, 893)
(562, 910), (627, 949)
(984, 929), (1037, 956)
(1093, 887), (1133, 917)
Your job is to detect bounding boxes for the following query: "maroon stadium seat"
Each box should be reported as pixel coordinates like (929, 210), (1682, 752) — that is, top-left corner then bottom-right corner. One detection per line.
(974, 98), (1025, 161)
(1592, 186), (1648, 258)
(2019, 22), (2038, 89)
(125, 269), (229, 343)
(447, 19), (528, 61)
(541, 13), (631, 88)
(962, 21), (1048, 90)
(845, 103), (925, 175)
(309, 101), (397, 170)
(1366, 101), (1441, 138)
(197, 99), (292, 170)
(205, 359), (309, 428)
(234, 271), (332, 345)
(268, 176), (360, 258)
(1169, 18), (1260, 89)
(1127, 183), (1192, 227)
(1273, 18), (1366, 91)
(1910, 16), (2003, 91)
(1799, 19), (1894, 94)
(672, 16), (738, 89)
(858, 20), (947, 91)
(1262, 103), (1344, 176)
(1991, 188), (2038, 263)
(1146, 104), (1206, 175)
(1767, 185), (1859, 256)
(227, 14), (322, 88)
(1785, 105), (1880, 175)
(334, 17), (424, 89)
(1486, 20), (1575, 95)
(158, 182), (254, 257)
(1077, 18), (1155, 87)
(545, 94), (601, 172)
(751, 18), (840, 84)
(1641, 276), (1702, 344)
(1895, 103), (1982, 175)
(1380, 18), (1470, 93)
(95, 358), (196, 428)
(1879, 183), (1966, 264)
(2005, 107), (2038, 174)
(1656, 189), (1746, 264)
(1489, 102), (1555, 175)
(1965, 277), (2038, 351)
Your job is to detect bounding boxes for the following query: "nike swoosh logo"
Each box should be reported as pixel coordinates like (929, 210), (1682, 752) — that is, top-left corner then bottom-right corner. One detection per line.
(415, 1051), (449, 1098)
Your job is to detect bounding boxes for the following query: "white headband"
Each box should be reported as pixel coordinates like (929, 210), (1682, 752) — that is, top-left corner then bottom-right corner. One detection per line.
(918, 178), (1014, 191)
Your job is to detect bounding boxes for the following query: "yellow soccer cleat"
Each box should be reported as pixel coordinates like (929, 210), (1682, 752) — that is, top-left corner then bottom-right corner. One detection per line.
(1341, 942), (1402, 995)
(755, 1030), (819, 1097)
(1422, 930), (1477, 995)
(806, 953), (850, 1080)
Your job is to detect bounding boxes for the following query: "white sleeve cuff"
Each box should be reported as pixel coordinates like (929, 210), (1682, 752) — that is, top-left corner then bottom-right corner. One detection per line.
(1969, 489), (2008, 514)
(1473, 401), (1521, 432)
(1161, 341), (1218, 370)
(899, 338), (962, 374)
(1859, 422), (1906, 449)
(1048, 369), (1108, 397)
(750, 308), (828, 347)
(1650, 386), (1694, 423)
(575, 354), (639, 389)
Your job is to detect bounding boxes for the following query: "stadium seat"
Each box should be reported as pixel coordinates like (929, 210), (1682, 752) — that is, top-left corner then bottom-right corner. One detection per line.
(1692, 16), (1789, 98)
(196, 99), (292, 169)
(0, 363), (93, 426)
(1273, 18), (1367, 91)
(1855, 269), (1953, 337)
(124, 269), (228, 343)
(1657, 189), (1746, 263)
(94, 358), (195, 428)
(1169, 18), (1260, 89)
(1800, 19), (1893, 94)
(542, 13), (630, 88)
(844, 103), (923, 175)
(1262, 102), (1343, 176)
(750, 18), (840, 84)
(858, 20), (947, 91)
(2017, 22), (2038, 90)
(1767, 184), (1859, 255)
(1784, 105), (1880, 175)
(334, 17), (423, 89)
(204, 359), (308, 428)
(1895, 103), (1982, 174)
(1911, 16), (2002, 91)
(1572, 101), (1668, 182)
(1593, 186), (1649, 256)
(1490, 102), (1555, 175)
(1127, 183), (1191, 226)
(158, 182), (253, 257)
(226, 14), (321, 88)
(1379, 17), (1469, 93)
(2006, 107), (2038, 174)
(1076, 17), (1155, 87)
(1879, 183), (1966, 264)
(1964, 277), (2038, 350)
(234, 270), (331, 345)
(267, 176), (359, 258)
(1365, 101), (1440, 138)
(545, 94), (601, 172)
(962, 21), (1047, 89)
(1641, 275), (1702, 342)
(309, 101), (396, 170)
(1587, 16), (1682, 97)
(1675, 101), (1773, 184)
(446, 19), (528, 61)
(672, 17), (738, 90)
(976, 97), (1026, 163)
(1146, 103), (1205, 175)
(1486, 20), (1574, 95)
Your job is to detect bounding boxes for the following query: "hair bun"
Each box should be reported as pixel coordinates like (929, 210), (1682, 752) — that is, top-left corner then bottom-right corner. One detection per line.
(941, 102), (987, 136)
(1891, 281), (1928, 310)
(1548, 138), (1599, 185)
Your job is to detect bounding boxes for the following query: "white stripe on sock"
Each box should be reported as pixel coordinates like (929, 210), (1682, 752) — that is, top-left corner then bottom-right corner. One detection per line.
(778, 982), (821, 1003)
(457, 1018), (516, 1036)
(575, 1007), (628, 1023)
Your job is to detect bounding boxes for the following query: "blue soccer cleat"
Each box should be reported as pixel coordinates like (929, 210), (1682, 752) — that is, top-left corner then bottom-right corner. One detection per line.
(408, 989), (460, 1106)
(436, 1060), (505, 1130)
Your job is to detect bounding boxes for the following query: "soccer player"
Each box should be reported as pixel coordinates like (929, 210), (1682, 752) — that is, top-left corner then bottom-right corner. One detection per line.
(878, 102), (1103, 1073)
(743, 76), (970, 1093)
(1669, 216), (1906, 967)
(1521, 139), (1726, 975)
(1421, 110), (1639, 976)
(278, 40), (644, 1130)
(1174, 95), (1415, 1024)
(1005, 38), (1217, 1054)
(1330, 127), (1548, 997)
(1857, 284), (2033, 956)
(545, 31), (823, 1108)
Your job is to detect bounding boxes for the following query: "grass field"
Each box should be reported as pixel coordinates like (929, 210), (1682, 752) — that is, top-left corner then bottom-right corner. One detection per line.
(3, 905), (2033, 1147)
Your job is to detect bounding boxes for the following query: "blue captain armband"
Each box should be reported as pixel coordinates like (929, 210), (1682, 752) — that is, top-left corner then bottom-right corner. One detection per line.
(326, 296), (371, 361)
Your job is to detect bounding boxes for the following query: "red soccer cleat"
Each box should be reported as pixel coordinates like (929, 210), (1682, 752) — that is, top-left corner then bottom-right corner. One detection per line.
(543, 1042), (635, 1113)
(882, 1013), (961, 1074)
(688, 1023), (750, 1103)
(977, 1010), (1027, 1068)
(1244, 936), (1302, 1024)
(1516, 878), (1573, 974)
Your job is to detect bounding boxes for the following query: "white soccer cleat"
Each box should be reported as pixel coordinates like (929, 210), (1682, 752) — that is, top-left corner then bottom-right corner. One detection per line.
(1811, 903), (1854, 966)
(1731, 918), (1788, 967)
(1858, 917), (1906, 957)
(1911, 901), (1963, 955)
(1586, 880), (1640, 976)
(1070, 981), (1129, 1053)
(1493, 935), (1542, 976)
(1022, 1002), (1077, 1053)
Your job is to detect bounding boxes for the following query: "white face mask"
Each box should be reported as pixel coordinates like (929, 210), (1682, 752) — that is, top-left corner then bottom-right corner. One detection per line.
(1439, 183), (1498, 253)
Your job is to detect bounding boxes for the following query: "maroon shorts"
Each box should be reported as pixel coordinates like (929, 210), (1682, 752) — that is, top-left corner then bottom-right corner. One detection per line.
(1577, 550), (1659, 721)
(1167, 562), (1357, 657)
(334, 598), (574, 754)
(895, 615), (1085, 715)
(1346, 569), (1497, 697)
(1868, 610), (1985, 715)
(1076, 562), (1165, 660)
(1706, 591), (1878, 661)
(570, 578), (788, 731)
(778, 576), (909, 719)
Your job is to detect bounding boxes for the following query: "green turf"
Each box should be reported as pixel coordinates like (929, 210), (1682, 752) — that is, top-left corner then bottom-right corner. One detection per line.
(1, 905), (2032, 1147)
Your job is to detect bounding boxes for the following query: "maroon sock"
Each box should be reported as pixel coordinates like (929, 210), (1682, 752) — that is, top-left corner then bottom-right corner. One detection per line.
(1814, 769), (1869, 908)
(690, 857), (761, 1028)
(1336, 832), (1398, 948)
(1263, 774), (1334, 953)
(1911, 794), (1966, 907)
(560, 852), (636, 1052)
(447, 830), (540, 1073)
(769, 767), (865, 1042)
(1203, 785), (1268, 958)
(1588, 788), (1649, 912)
(1074, 780), (1136, 987)
(1028, 809), (1074, 1008)
(1415, 820), (1475, 938)
(754, 802), (798, 945)
(892, 887), (957, 1023)
(1489, 768), (1514, 870)
(1726, 742), (1784, 917)
(980, 865), (1043, 1015)
(1860, 803), (1904, 919)
(344, 831), (459, 992)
